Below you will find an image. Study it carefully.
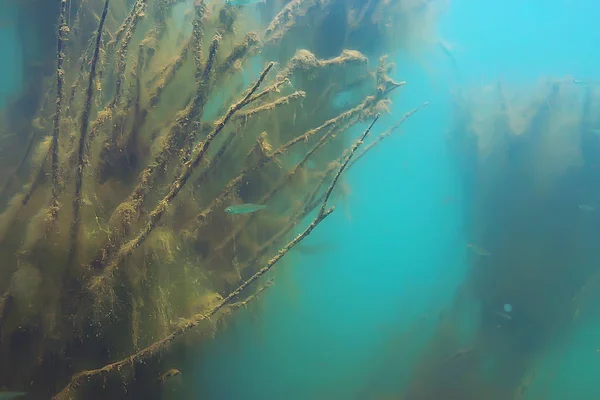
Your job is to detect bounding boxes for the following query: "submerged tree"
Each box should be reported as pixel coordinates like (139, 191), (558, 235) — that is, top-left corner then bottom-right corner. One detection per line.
(0, 0), (436, 398)
(393, 78), (600, 400)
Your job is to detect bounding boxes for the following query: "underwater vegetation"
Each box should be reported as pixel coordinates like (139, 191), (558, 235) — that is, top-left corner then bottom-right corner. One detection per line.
(391, 78), (600, 400)
(0, 0), (438, 398)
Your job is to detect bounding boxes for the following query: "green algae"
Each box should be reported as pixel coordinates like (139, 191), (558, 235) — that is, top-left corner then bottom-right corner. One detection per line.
(0, 0), (434, 398)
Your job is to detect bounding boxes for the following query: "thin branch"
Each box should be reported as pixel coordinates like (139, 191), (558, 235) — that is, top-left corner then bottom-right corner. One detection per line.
(48, 0), (70, 221)
(83, 14), (215, 272)
(173, 33), (222, 176)
(52, 112), (379, 400)
(104, 0), (137, 59)
(111, 0), (148, 108)
(67, 33), (95, 117)
(88, 62), (275, 297)
(192, 90), (385, 224)
(191, 91), (305, 190)
(226, 279), (274, 312)
(350, 102), (429, 167)
(67, 0), (110, 267)
(213, 105), (362, 254)
(319, 114), (379, 214)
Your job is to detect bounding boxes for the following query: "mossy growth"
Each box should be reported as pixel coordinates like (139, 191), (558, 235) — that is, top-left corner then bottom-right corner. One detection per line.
(398, 79), (600, 399)
(0, 0), (434, 398)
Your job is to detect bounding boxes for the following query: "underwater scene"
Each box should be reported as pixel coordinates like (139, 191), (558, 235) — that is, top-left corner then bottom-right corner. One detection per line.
(0, 0), (599, 399)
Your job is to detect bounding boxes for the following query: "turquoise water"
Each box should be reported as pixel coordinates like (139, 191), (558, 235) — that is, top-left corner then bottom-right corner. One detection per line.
(0, 2), (22, 108)
(1, 0), (600, 399)
(190, 62), (464, 399)
(187, 1), (600, 399)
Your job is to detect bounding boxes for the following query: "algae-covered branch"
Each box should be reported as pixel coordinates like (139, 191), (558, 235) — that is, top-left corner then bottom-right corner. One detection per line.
(397, 79), (600, 400)
(0, 0), (436, 398)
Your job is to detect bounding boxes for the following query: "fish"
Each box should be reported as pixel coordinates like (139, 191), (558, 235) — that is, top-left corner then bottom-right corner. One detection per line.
(592, 129), (600, 135)
(225, 0), (266, 6)
(579, 204), (595, 212)
(0, 392), (27, 400)
(159, 368), (182, 383)
(466, 243), (491, 256)
(224, 203), (267, 214)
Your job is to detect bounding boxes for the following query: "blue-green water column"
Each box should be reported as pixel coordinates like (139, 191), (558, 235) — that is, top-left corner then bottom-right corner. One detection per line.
(0, 1), (22, 108)
(188, 49), (467, 399)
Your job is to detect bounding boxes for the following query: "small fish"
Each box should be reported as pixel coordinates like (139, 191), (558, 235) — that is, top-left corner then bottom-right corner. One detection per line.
(579, 204), (595, 212)
(503, 303), (512, 313)
(160, 368), (181, 380)
(466, 243), (491, 256)
(224, 203), (267, 214)
(225, 0), (266, 6)
(0, 392), (27, 400)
